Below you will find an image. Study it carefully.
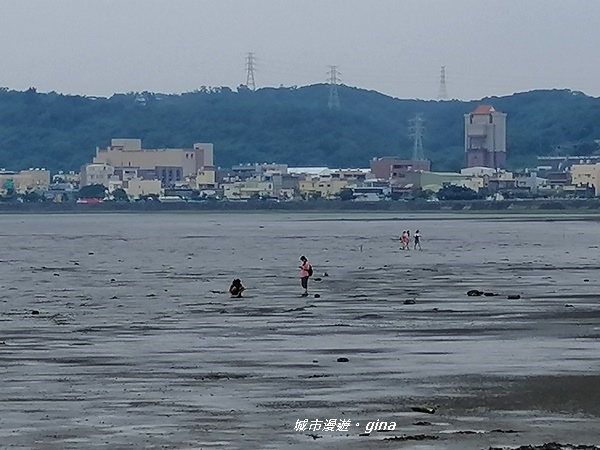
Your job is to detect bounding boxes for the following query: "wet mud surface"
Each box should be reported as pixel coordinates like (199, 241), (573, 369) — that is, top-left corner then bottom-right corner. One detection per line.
(0, 213), (599, 449)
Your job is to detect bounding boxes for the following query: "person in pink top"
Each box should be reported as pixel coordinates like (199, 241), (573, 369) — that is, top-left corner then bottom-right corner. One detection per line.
(299, 255), (312, 297)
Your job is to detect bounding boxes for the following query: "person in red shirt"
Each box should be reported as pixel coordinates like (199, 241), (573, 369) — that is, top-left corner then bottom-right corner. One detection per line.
(299, 256), (311, 297)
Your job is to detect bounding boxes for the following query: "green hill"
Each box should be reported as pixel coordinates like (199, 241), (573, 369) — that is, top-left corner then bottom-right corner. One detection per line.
(0, 85), (599, 172)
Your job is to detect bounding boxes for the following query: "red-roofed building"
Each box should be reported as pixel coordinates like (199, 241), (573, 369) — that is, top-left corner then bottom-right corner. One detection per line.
(464, 105), (507, 169)
(471, 105), (496, 115)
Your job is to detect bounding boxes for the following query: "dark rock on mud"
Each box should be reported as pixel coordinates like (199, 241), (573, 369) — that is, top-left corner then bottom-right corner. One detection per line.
(337, 357), (349, 363)
(411, 406), (436, 414)
(383, 434), (438, 441)
(488, 443), (600, 450)
(467, 289), (484, 296)
(508, 294), (521, 299)
(31, 310), (40, 315)
(404, 299), (416, 305)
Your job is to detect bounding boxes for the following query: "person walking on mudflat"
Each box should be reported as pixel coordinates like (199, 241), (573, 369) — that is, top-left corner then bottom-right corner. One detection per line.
(299, 256), (312, 297)
(401, 230), (409, 250)
(414, 229), (422, 250)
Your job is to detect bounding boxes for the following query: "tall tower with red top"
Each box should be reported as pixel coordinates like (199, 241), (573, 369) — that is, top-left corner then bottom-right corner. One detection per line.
(464, 105), (507, 169)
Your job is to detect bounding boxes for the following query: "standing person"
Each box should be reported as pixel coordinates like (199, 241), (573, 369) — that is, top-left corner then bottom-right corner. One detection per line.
(414, 229), (422, 250)
(401, 231), (408, 250)
(299, 256), (312, 297)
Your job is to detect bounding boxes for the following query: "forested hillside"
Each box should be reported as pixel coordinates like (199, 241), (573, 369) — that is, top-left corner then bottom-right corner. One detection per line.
(0, 85), (599, 172)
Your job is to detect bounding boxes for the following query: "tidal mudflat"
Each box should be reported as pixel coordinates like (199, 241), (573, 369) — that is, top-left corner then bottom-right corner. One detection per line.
(0, 213), (599, 449)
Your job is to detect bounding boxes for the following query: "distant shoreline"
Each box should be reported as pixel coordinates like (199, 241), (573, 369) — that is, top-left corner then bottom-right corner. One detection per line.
(0, 199), (599, 214)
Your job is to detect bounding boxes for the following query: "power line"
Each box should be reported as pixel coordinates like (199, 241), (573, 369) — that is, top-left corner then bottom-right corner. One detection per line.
(243, 55), (567, 100)
(438, 66), (448, 100)
(260, 56), (435, 84)
(408, 114), (425, 160)
(327, 65), (341, 110)
(245, 52), (257, 91)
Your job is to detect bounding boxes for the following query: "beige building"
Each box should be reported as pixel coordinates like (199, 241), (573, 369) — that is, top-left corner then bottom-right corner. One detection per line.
(108, 179), (123, 193)
(80, 163), (115, 187)
(299, 177), (350, 199)
(195, 167), (217, 189)
(126, 178), (163, 199)
(571, 163), (600, 196)
(331, 168), (370, 181)
(223, 179), (275, 200)
(293, 169), (368, 199)
(465, 105), (507, 169)
(402, 170), (482, 192)
(461, 166), (499, 178)
(0, 169), (51, 194)
(278, 188), (296, 200)
(93, 138), (214, 187)
(54, 171), (80, 184)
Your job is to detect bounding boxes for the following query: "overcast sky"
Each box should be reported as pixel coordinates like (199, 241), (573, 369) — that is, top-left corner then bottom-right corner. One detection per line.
(0, 0), (598, 100)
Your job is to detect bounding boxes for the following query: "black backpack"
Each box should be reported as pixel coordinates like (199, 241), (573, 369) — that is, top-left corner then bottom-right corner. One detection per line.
(308, 264), (313, 277)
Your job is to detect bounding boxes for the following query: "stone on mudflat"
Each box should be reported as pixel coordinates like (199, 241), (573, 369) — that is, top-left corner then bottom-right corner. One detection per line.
(467, 290), (483, 297)
(411, 406), (436, 414)
(413, 421), (432, 426)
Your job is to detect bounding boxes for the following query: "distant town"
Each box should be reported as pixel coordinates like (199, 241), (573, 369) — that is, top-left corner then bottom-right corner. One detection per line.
(2, 104), (600, 206)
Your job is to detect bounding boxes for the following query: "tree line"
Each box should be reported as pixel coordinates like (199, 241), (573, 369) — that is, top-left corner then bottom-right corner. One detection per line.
(0, 85), (599, 172)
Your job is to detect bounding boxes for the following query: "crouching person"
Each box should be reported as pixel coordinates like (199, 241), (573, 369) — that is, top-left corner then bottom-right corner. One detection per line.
(229, 278), (245, 298)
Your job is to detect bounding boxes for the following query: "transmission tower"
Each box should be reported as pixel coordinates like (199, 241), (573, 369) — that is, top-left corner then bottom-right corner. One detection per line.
(438, 65), (448, 100)
(245, 52), (257, 91)
(327, 65), (341, 110)
(409, 114), (426, 160)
